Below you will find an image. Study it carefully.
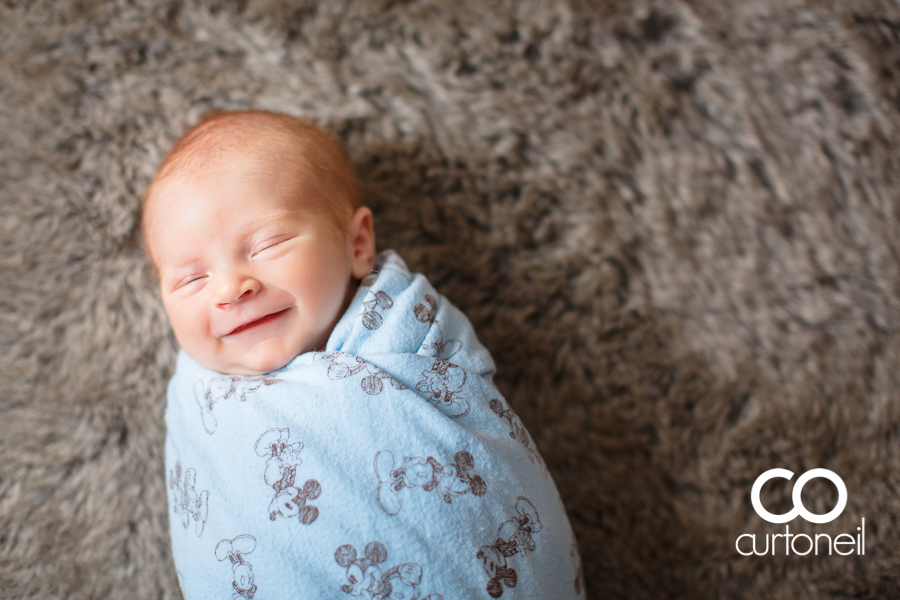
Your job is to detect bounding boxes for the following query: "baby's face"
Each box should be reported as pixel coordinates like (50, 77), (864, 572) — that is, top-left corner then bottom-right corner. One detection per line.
(145, 162), (373, 375)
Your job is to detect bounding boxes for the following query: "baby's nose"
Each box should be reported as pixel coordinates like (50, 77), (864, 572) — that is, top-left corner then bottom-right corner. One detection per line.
(216, 275), (261, 306)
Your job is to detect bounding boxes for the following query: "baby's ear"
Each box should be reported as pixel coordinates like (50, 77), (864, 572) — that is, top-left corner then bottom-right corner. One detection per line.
(347, 206), (376, 279)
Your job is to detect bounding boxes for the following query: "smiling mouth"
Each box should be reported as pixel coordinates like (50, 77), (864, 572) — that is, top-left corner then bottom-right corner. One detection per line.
(228, 308), (290, 336)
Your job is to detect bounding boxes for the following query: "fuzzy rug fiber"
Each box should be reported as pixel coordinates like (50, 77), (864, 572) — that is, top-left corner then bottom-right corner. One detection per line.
(3, 0), (900, 598)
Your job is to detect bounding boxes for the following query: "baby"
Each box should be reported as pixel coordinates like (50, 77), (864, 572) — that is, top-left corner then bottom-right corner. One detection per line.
(144, 109), (585, 599)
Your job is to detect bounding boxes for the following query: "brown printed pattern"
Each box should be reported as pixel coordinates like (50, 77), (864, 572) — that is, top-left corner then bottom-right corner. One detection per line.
(362, 291), (393, 330)
(476, 497), (543, 598)
(374, 450), (487, 515)
(488, 398), (544, 467)
(169, 461), (209, 536)
(420, 324), (462, 361)
(334, 541), (443, 600)
(414, 294), (465, 362)
(194, 376), (282, 434)
(255, 428), (321, 524)
(215, 534), (258, 599)
(413, 294), (437, 324)
(415, 358), (469, 418)
(320, 351), (407, 396)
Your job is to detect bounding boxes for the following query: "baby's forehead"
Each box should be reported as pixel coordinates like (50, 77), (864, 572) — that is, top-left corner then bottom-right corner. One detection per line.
(153, 164), (322, 224)
(171, 120), (307, 176)
(157, 136), (335, 216)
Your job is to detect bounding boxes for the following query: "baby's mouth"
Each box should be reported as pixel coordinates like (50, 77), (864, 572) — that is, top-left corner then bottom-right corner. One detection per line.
(227, 308), (290, 336)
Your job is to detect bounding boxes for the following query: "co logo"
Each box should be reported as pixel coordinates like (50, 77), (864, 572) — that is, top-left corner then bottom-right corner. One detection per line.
(751, 468), (847, 524)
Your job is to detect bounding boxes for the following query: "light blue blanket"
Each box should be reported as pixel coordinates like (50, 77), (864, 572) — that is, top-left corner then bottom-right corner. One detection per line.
(165, 249), (585, 599)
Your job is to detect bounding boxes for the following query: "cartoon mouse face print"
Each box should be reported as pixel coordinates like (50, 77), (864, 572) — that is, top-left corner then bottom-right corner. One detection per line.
(194, 375), (282, 434)
(319, 351), (407, 396)
(415, 358), (469, 417)
(434, 451), (488, 502)
(498, 496), (542, 553)
(255, 428), (321, 525)
(476, 497), (542, 598)
(374, 450), (487, 515)
(393, 455), (439, 489)
(335, 541), (388, 598)
(169, 461), (209, 536)
(334, 541), (442, 600)
(215, 535), (257, 599)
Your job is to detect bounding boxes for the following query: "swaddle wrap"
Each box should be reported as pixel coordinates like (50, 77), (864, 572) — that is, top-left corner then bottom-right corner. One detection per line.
(165, 249), (585, 600)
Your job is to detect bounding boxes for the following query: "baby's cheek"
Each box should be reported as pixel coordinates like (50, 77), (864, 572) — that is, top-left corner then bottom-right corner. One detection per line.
(297, 271), (342, 319)
(169, 300), (214, 351)
(175, 310), (205, 339)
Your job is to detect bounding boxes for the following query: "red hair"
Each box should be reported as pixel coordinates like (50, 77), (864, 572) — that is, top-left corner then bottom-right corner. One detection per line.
(140, 109), (362, 252)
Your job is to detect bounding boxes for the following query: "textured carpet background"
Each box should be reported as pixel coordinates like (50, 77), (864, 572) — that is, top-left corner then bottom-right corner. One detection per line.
(3, 0), (900, 598)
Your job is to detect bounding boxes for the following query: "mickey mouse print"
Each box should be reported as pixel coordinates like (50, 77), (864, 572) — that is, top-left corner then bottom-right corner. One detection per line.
(374, 449), (487, 515)
(254, 427), (321, 524)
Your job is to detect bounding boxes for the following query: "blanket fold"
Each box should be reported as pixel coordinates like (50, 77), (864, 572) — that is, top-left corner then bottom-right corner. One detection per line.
(165, 249), (584, 599)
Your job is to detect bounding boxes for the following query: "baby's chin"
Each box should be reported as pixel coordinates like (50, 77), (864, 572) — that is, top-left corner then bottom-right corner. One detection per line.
(218, 358), (289, 377)
(181, 323), (336, 376)
(202, 343), (308, 376)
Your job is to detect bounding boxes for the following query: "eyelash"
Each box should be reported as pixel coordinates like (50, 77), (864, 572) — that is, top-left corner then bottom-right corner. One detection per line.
(252, 236), (291, 257)
(177, 275), (206, 290)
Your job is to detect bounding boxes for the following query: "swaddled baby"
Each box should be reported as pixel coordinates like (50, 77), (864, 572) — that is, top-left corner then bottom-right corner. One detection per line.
(143, 109), (585, 599)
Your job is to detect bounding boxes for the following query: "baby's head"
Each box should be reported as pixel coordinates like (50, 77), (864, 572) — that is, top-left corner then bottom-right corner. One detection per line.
(141, 109), (376, 376)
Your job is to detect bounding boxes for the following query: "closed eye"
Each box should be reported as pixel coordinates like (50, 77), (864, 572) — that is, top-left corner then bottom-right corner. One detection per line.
(251, 235), (294, 257)
(176, 275), (207, 290)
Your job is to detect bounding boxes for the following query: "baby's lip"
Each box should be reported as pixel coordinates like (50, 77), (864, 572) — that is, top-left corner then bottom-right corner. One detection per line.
(225, 308), (291, 336)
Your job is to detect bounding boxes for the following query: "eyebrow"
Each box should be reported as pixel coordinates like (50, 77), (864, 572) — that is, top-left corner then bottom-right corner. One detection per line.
(237, 209), (298, 237)
(160, 255), (204, 277)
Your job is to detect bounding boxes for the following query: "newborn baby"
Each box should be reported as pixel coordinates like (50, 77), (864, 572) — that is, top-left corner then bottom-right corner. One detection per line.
(144, 109), (585, 599)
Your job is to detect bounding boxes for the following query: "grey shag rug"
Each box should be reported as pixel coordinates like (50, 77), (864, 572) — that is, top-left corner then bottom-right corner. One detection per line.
(3, 0), (900, 598)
